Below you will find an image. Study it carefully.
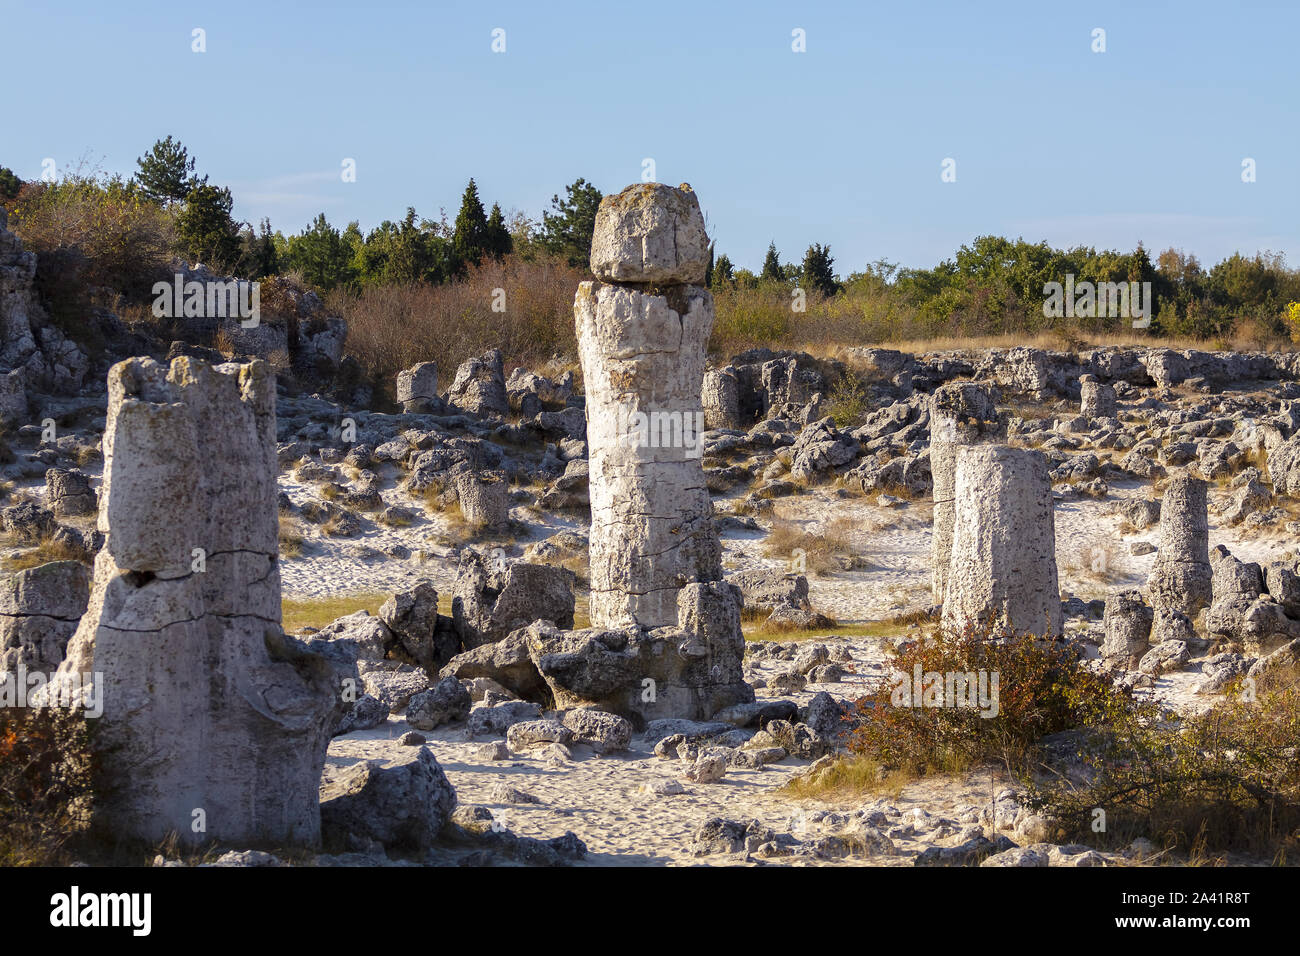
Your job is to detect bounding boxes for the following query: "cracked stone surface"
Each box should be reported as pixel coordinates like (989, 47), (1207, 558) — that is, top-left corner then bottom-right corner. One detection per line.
(50, 356), (339, 847)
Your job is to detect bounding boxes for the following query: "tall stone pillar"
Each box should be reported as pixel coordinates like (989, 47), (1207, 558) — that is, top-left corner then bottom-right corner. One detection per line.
(577, 183), (722, 628)
(929, 382), (1003, 604)
(942, 444), (1062, 637)
(1144, 473), (1212, 618)
(50, 357), (339, 847)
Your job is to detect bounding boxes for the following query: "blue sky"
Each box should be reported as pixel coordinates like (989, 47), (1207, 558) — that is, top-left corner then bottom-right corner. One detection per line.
(7, 0), (1297, 273)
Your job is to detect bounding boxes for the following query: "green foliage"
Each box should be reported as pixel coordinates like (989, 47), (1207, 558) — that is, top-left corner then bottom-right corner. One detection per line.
(540, 178), (603, 268)
(175, 182), (240, 269)
(712, 252), (735, 289)
(484, 202), (512, 261)
(285, 213), (356, 291)
(849, 619), (1125, 775)
(802, 242), (838, 296)
(0, 166), (20, 200)
(133, 135), (205, 206)
(1024, 667), (1300, 857)
(452, 178), (489, 269)
(760, 241), (783, 281)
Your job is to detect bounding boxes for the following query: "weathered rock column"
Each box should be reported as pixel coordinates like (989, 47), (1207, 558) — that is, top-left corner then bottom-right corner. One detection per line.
(942, 444), (1062, 637)
(1144, 473), (1212, 618)
(929, 382), (1004, 604)
(50, 357), (339, 847)
(577, 183), (722, 628)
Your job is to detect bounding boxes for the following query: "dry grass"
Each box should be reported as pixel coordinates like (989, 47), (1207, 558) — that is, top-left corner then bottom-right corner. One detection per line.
(278, 515), (304, 559)
(0, 534), (92, 571)
(780, 755), (912, 801)
(333, 254), (586, 407)
(281, 591), (390, 633)
(761, 517), (861, 575)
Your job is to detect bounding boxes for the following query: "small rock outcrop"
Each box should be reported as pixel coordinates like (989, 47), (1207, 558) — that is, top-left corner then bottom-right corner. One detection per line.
(527, 580), (753, 729)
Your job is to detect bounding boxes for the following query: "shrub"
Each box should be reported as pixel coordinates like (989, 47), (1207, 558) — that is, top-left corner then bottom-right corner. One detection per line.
(0, 706), (97, 865)
(8, 172), (174, 302)
(848, 618), (1123, 776)
(1024, 666), (1300, 858)
(335, 253), (584, 402)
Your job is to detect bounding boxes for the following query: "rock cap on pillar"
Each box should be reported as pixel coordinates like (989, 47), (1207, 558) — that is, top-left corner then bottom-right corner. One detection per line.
(589, 182), (710, 285)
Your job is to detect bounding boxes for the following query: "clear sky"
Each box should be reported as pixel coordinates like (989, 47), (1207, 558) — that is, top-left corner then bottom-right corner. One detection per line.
(7, 0), (1297, 274)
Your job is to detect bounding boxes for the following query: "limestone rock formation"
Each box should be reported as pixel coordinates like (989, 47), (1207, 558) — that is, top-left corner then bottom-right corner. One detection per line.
(448, 348), (508, 417)
(1101, 589), (1153, 666)
(526, 580), (753, 729)
(576, 183), (723, 629)
(395, 361), (439, 413)
(942, 444), (1062, 637)
(0, 207), (90, 407)
(0, 560), (90, 673)
(588, 182), (710, 284)
(49, 356), (340, 848)
(1079, 374), (1117, 419)
(1144, 474), (1212, 618)
(929, 382), (1004, 603)
(452, 550), (576, 650)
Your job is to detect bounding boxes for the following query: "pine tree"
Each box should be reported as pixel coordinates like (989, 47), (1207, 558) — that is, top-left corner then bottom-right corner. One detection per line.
(712, 253), (735, 288)
(0, 166), (21, 200)
(761, 241), (783, 281)
(175, 183), (240, 268)
(286, 213), (354, 291)
(802, 243), (838, 296)
(134, 136), (205, 205)
(453, 179), (490, 268)
(540, 178), (603, 268)
(485, 202), (513, 261)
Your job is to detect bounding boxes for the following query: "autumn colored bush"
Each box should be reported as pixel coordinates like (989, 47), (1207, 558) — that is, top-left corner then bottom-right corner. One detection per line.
(333, 253), (584, 403)
(848, 618), (1123, 776)
(0, 706), (97, 865)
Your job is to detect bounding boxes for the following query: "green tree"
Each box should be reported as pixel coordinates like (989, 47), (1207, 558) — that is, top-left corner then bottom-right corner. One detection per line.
(802, 243), (838, 296)
(712, 252), (735, 289)
(286, 213), (355, 291)
(452, 179), (490, 269)
(760, 241), (783, 281)
(0, 166), (20, 200)
(175, 183), (240, 268)
(484, 202), (513, 261)
(134, 136), (205, 206)
(236, 217), (280, 278)
(541, 178), (603, 267)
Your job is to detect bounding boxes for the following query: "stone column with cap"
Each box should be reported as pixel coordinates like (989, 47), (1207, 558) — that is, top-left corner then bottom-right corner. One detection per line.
(576, 182), (723, 628)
